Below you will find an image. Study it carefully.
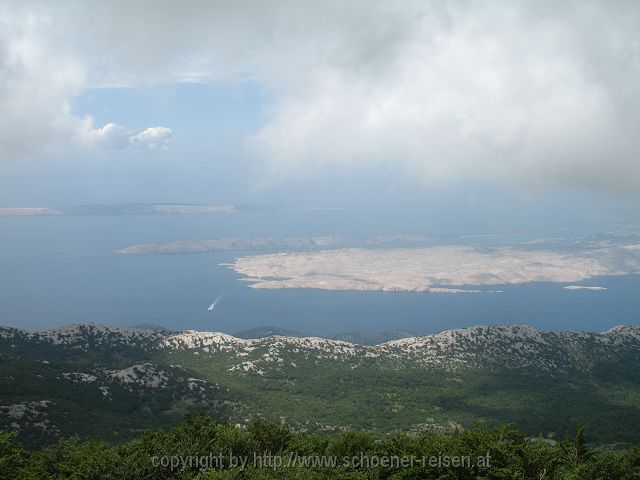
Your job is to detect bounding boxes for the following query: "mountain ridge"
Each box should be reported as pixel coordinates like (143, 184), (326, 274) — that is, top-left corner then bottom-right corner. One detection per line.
(2, 321), (640, 447)
(4, 321), (639, 346)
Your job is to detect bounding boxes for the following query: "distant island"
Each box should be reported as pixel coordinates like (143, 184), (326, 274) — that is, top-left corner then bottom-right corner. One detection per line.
(563, 285), (608, 291)
(0, 203), (238, 216)
(0, 207), (62, 216)
(115, 235), (435, 254)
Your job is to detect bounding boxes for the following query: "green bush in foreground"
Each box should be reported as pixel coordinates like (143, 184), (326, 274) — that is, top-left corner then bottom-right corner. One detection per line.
(2, 416), (640, 479)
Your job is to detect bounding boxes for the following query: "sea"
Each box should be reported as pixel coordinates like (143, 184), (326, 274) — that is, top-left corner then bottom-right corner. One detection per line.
(1, 211), (639, 335)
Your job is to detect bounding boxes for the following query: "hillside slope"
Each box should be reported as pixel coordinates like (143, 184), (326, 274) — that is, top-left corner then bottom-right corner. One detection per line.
(1, 323), (640, 446)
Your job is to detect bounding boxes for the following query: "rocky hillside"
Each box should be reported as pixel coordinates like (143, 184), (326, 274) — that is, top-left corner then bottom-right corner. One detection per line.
(1, 322), (640, 446)
(4, 323), (639, 370)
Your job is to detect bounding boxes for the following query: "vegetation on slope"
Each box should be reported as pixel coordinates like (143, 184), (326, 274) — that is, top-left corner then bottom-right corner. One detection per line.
(1, 416), (639, 479)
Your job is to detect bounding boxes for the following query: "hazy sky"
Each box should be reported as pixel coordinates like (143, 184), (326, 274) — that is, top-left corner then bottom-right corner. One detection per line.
(1, 0), (639, 230)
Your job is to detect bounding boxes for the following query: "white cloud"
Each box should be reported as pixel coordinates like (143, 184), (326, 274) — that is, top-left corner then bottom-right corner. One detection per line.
(130, 127), (173, 150)
(88, 123), (130, 149)
(89, 123), (172, 150)
(246, 2), (640, 192)
(0, 7), (172, 158)
(0, 9), (89, 158)
(1, 1), (640, 191)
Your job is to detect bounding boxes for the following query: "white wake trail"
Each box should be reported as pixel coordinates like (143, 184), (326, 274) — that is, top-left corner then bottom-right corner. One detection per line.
(207, 293), (227, 311)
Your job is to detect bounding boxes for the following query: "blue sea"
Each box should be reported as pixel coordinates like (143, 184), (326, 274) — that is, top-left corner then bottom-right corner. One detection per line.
(1, 212), (639, 335)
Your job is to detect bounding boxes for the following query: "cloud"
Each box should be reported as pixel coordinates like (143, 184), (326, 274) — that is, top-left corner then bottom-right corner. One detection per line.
(130, 127), (173, 149)
(89, 123), (172, 150)
(0, 9), (89, 158)
(245, 2), (640, 192)
(88, 123), (131, 149)
(0, 6), (171, 158)
(1, 1), (640, 192)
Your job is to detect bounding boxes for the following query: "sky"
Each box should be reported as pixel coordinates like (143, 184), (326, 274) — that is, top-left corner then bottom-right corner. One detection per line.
(1, 0), (640, 232)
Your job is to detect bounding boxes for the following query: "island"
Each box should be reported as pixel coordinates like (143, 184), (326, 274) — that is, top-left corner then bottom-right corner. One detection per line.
(226, 244), (640, 292)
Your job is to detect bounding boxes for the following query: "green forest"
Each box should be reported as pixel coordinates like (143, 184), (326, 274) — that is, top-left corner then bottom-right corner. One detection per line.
(2, 416), (639, 480)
